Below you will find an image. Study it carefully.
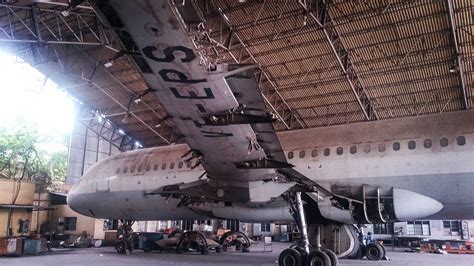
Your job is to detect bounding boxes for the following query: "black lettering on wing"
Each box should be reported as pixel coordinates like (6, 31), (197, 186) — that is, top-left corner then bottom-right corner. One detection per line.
(142, 45), (196, 63)
(170, 87), (214, 99)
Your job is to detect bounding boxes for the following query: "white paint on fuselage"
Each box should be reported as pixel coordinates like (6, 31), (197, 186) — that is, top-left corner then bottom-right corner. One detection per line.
(69, 110), (474, 221)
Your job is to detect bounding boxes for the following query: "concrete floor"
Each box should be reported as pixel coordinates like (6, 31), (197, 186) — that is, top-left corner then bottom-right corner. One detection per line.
(1, 242), (473, 266)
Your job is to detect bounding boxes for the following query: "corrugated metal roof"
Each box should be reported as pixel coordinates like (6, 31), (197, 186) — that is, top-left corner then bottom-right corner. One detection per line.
(1, 0), (473, 147)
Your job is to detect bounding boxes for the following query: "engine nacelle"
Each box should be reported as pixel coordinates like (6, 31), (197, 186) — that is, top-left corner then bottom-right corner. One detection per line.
(317, 187), (443, 224)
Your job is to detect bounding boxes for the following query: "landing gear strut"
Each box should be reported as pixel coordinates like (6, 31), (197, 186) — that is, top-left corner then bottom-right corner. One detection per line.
(279, 192), (339, 266)
(116, 220), (135, 255)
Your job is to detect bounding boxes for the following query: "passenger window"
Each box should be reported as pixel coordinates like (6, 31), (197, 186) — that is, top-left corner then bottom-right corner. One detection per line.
(364, 144), (371, 153)
(162, 163), (167, 170)
(324, 148), (330, 156)
(336, 147), (343, 155)
(457, 136), (466, 146)
(138, 164), (143, 172)
(170, 162), (175, 169)
(146, 164), (151, 172)
(311, 149), (318, 157)
(131, 165), (136, 173)
(154, 164), (159, 171)
(424, 139), (432, 148)
(288, 151), (294, 159)
(378, 143), (385, 152)
(178, 161), (183, 168)
(186, 161), (192, 168)
(392, 142), (400, 151)
(350, 146), (357, 154)
(123, 166), (128, 173)
(299, 150), (306, 158)
(440, 137), (449, 147)
(408, 140), (416, 150)
(116, 168), (120, 175)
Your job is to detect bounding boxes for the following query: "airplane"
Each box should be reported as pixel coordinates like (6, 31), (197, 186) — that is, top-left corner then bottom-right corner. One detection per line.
(68, 1), (474, 265)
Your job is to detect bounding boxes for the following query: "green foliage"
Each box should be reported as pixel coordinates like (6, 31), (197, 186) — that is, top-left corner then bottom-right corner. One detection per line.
(0, 127), (67, 191)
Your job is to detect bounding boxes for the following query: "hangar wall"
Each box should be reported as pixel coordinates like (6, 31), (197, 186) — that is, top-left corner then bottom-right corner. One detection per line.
(66, 121), (121, 185)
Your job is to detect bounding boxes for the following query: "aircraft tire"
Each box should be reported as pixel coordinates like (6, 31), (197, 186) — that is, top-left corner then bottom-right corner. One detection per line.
(322, 249), (339, 266)
(365, 243), (384, 261)
(279, 248), (303, 266)
(115, 240), (128, 254)
(306, 250), (331, 266)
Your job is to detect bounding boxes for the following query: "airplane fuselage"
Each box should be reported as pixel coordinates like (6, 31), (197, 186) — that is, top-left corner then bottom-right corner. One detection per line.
(68, 110), (474, 222)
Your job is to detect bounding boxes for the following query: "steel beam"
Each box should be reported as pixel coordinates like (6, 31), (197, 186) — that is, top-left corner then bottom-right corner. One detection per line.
(298, 0), (379, 121)
(195, 1), (307, 131)
(446, 0), (469, 110)
(0, 3), (116, 49)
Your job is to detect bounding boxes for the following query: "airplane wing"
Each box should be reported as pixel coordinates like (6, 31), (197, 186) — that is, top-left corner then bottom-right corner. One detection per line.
(99, 0), (292, 186)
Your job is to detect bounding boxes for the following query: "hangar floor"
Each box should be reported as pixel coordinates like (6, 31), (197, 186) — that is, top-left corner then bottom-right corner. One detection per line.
(2, 242), (473, 266)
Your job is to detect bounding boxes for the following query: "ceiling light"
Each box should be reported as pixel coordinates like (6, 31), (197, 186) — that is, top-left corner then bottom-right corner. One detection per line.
(118, 129), (125, 135)
(135, 141), (143, 148)
(103, 61), (113, 68)
(60, 10), (70, 17)
(449, 64), (459, 73)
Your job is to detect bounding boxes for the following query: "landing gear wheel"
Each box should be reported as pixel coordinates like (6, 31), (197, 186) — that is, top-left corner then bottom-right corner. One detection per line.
(279, 248), (303, 266)
(322, 249), (338, 266)
(306, 250), (331, 266)
(242, 246), (250, 253)
(216, 245), (223, 253)
(115, 240), (128, 254)
(200, 249), (209, 255)
(365, 243), (384, 261)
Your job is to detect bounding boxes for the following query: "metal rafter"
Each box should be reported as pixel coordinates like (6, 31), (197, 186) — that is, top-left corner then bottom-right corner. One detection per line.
(445, 0), (469, 110)
(298, 0), (379, 121)
(0, 3), (116, 49)
(195, 0), (307, 131)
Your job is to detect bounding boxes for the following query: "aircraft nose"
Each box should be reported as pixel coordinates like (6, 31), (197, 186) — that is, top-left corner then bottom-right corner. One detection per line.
(67, 183), (90, 217)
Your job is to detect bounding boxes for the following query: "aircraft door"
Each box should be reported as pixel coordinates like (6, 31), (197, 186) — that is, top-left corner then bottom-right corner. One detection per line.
(96, 166), (110, 192)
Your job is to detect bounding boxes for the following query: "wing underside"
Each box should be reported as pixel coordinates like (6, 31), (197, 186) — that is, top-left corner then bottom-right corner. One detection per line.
(104, 0), (289, 184)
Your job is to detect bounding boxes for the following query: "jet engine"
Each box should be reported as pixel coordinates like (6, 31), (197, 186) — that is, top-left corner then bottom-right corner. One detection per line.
(315, 186), (444, 224)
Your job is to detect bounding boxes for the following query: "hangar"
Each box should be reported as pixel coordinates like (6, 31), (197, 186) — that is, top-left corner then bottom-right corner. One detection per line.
(0, 1), (473, 265)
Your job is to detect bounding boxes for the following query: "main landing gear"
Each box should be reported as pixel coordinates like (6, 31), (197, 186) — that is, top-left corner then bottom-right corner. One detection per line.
(279, 192), (339, 266)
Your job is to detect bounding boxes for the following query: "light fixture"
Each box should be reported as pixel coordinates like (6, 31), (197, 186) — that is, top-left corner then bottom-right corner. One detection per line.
(449, 64), (459, 73)
(135, 141), (143, 148)
(103, 61), (113, 68)
(118, 129), (125, 135)
(133, 98), (142, 104)
(60, 10), (70, 17)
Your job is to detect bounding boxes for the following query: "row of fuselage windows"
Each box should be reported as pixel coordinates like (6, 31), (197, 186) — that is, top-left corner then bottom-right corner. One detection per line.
(116, 160), (193, 175)
(287, 136), (467, 159)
